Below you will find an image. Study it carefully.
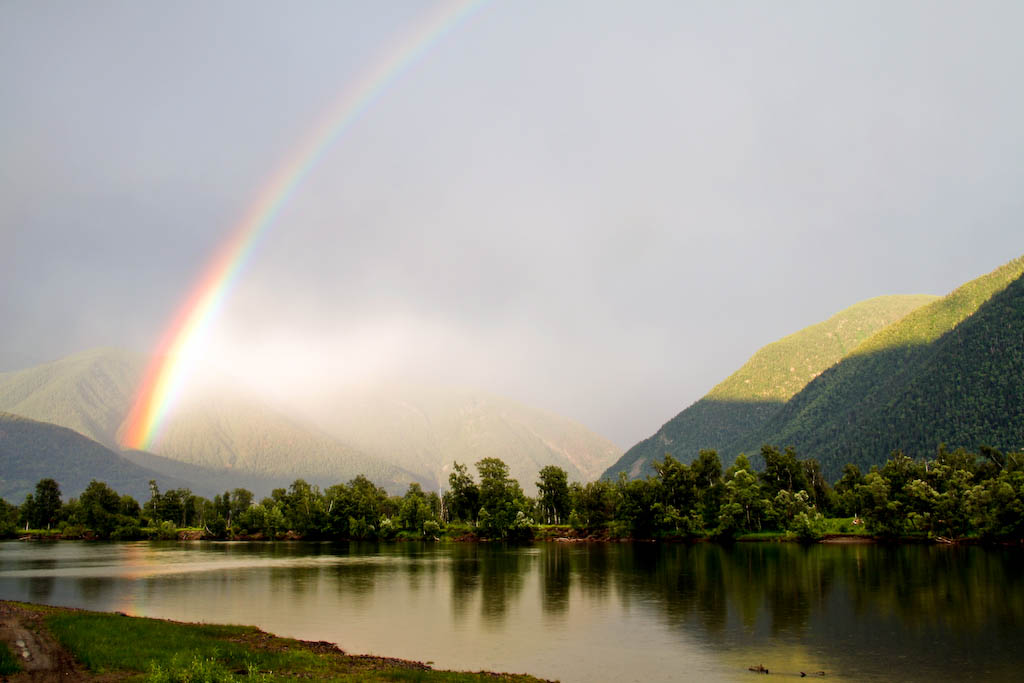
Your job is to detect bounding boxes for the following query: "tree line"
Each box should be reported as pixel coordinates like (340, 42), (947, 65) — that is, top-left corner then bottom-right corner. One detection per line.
(2, 446), (1022, 542)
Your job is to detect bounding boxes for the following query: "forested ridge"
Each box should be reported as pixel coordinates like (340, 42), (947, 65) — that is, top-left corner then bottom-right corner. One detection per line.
(737, 255), (1024, 478)
(603, 295), (936, 480)
(608, 255), (1024, 482)
(0, 412), (197, 501)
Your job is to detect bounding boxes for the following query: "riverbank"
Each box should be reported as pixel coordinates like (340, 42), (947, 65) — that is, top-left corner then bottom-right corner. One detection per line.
(11, 520), (1014, 546)
(0, 601), (550, 682)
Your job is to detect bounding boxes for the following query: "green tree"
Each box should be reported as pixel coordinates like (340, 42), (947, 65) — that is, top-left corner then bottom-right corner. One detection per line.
(282, 479), (324, 536)
(759, 445), (808, 498)
(654, 455), (696, 520)
(19, 494), (36, 531)
(476, 457), (529, 539)
(801, 458), (834, 514)
(833, 464), (865, 517)
(32, 478), (63, 529)
(536, 465), (570, 525)
(569, 480), (616, 529)
(693, 450), (725, 529)
(347, 475), (387, 531)
(446, 462), (479, 523)
(229, 489), (253, 526)
(78, 480), (127, 538)
(966, 469), (1024, 539)
(856, 471), (904, 537)
(398, 483), (433, 532)
(616, 476), (659, 537)
(718, 467), (769, 535)
(904, 478), (939, 533)
(0, 498), (18, 537)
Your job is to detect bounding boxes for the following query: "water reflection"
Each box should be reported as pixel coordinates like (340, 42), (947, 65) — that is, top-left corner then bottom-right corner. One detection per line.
(76, 576), (114, 601)
(1, 540), (1022, 682)
(540, 544), (570, 616)
(449, 544), (480, 621)
(27, 575), (54, 603)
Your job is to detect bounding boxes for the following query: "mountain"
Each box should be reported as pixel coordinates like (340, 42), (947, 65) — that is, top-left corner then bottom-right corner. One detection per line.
(0, 347), (140, 449)
(733, 255), (1024, 478)
(297, 385), (622, 493)
(0, 349), (424, 494)
(131, 392), (426, 493)
(603, 294), (938, 480)
(0, 412), (199, 502)
(0, 348), (620, 495)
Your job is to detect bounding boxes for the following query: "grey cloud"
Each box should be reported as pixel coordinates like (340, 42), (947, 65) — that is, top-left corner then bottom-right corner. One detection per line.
(2, 1), (1023, 447)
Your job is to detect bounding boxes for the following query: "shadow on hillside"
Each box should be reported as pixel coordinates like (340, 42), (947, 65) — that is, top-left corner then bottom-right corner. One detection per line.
(729, 273), (1024, 480)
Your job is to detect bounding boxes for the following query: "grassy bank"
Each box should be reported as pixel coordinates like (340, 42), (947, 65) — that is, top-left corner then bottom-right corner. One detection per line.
(1, 601), (547, 682)
(0, 640), (21, 675)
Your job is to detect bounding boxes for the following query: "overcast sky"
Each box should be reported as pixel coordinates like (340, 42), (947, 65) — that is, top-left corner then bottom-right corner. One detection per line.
(2, 0), (1023, 448)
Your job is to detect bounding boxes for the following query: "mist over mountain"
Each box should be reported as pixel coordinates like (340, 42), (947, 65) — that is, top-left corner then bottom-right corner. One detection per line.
(0, 347), (140, 450)
(303, 385), (621, 492)
(0, 348), (620, 495)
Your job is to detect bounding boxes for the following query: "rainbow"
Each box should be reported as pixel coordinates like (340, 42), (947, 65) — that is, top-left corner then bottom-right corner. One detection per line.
(119, 0), (486, 451)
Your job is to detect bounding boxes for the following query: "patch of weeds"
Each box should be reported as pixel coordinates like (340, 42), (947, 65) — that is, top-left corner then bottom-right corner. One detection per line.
(146, 653), (272, 682)
(0, 640), (21, 675)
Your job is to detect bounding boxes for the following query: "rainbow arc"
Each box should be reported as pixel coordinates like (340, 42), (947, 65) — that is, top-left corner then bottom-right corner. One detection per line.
(120, 0), (485, 450)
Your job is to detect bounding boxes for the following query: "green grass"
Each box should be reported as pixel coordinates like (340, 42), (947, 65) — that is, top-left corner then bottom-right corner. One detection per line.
(734, 530), (789, 541)
(46, 612), (318, 675)
(41, 607), (544, 682)
(0, 640), (21, 675)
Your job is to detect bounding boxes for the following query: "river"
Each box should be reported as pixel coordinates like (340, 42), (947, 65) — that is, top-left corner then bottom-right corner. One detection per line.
(1, 540), (1021, 681)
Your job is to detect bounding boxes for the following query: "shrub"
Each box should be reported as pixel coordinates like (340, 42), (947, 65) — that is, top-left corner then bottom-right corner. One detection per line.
(110, 524), (142, 541)
(153, 521), (178, 540)
(791, 511), (826, 542)
(422, 520), (441, 539)
(378, 516), (397, 541)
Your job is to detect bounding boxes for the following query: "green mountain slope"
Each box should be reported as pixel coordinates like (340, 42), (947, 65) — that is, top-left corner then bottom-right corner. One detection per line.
(737, 255), (1024, 478)
(0, 412), (198, 502)
(603, 294), (937, 480)
(306, 386), (623, 493)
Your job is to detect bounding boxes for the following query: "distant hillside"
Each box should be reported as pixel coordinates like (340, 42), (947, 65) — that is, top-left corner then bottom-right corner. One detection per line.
(118, 449), (358, 500)
(0, 347), (141, 449)
(736, 255), (1024, 478)
(137, 394), (426, 493)
(603, 294), (937, 480)
(0, 349), (423, 493)
(303, 385), (622, 493)
(0, 412), (198, 502)
(0, 348), (619, 494)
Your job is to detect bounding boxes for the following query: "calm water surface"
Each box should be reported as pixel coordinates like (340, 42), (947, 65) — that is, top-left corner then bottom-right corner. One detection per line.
(1, 540), (1021, 681)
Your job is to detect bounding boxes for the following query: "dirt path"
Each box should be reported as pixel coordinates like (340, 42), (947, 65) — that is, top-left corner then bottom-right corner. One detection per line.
(0, 603), (89, 682)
